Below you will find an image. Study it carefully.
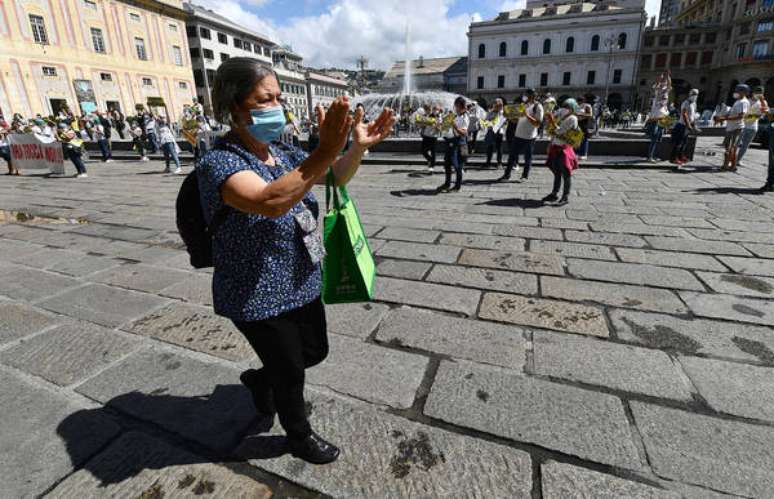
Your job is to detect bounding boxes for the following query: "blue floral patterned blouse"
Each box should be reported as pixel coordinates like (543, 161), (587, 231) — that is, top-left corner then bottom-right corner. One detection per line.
(196, 138), (321, 322)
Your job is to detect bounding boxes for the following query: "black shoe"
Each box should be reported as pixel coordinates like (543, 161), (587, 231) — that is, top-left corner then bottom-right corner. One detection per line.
(288, 431), (340, 464)
(240, 369), (276, 416)
(520, 176), (529, 182)
(541, 193), (558, 203)
(555, 197), (569, 206)
(436, 184), (451, 193)
(450, 185), (461, 192)
(498, 175), (510, 182)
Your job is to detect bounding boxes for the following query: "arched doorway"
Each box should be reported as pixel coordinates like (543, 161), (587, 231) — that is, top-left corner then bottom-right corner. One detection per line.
(607, 93), (623, 110)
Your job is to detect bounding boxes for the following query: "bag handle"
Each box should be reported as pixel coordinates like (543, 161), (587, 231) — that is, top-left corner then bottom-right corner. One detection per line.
(326, 168), (340, 211)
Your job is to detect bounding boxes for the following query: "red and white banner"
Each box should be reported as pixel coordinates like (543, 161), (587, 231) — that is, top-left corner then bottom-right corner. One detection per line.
(8, 133), (65, 174)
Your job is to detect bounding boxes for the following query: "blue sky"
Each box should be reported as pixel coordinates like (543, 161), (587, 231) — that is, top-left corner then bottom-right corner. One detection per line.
(196, 0), (661, 69)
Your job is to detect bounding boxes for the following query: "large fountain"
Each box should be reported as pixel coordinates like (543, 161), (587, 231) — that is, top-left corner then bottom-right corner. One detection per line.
(353, 23), (479, 123)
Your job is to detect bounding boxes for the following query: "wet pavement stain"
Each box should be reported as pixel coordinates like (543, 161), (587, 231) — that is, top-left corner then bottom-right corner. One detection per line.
(621, 318), (702, 354)
(732, 304), (765, 318)
(137, 481), (164, 499)
(177, 474), (196, 489)
(731, 336), (774, 364)
(192, 479), (215, 495)
(389, 431), (446, 479)
(622, 298), (643, 307)
(464, 372), (474, 379)
(476, 389), (489, 402)
(484, 271), (496, 282)
(304, 401), (314, 417)
(721, 274), (773, 294)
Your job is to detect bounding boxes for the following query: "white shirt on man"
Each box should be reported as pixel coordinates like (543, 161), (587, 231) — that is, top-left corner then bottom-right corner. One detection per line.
(515, 101), (544, 140)
(679, 99), (696, 127)
(443, 113), (469, 139)
(726, 98), (750, 132)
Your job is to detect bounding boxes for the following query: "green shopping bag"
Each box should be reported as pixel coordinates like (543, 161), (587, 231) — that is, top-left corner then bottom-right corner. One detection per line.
(321, 169), (376, 304)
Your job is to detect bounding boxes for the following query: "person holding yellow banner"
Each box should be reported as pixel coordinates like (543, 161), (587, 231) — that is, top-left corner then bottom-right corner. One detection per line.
(197, 58), (395, 465)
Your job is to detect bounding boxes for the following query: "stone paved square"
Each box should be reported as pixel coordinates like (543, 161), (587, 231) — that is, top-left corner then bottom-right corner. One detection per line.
(1, 139), (772, 498)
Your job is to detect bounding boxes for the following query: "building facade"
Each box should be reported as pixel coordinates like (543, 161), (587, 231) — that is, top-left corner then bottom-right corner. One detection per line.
(638, 0), (774, 111)
(183, 2), (275, 115)
(0, 0), (196, 118)
(467, 1), (647, 109)
(658, 0), (682, 26)
(272, 48), (308, 119)
(377, 56), (468, 95)
(305, 71), (348, 117)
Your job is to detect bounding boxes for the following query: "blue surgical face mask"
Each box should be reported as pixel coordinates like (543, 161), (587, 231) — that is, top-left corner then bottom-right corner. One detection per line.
(247, 106), (286, 143)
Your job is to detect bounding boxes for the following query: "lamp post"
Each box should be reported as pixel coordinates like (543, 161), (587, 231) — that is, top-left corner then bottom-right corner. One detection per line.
(603, 34), (620, 108)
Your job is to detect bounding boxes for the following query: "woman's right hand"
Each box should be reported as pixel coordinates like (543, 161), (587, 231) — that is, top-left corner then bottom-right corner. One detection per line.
(316, 97), (353, 159)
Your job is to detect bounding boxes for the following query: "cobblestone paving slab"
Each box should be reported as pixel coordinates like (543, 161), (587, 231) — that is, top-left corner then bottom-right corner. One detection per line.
(480, 292), (609, 337)
(688, 228), (774, 245)
(159, 273), (214, 306)
(644, 236), (751, 256)
(680, 356), (774, 422)
(425, 361), (643, 469)
(564, 230), (648, 247)
(439, 232), (526, 251)
(716, 256), (774, 277)
(374, 227), (441, 243)
(567, 259), (705, 291)
(89, 262), (191, 293)
(8, 246), (83, 269)
(238, 389), (533, 499)
(0, 370), (120, 498)
(307, 333), (427, 409)
(426, 264), (539, 295)
(47, 431), (273, 499)
(0, 265), (81, 302)
(375, 307), (527, 369)
(376, 241), (461, 264)
(680, 291), (774, 327)
(533, 331), (693, 400)
(376, 259), (432, 280)
(0, 322), (141, 386)
(541, 276), (688, 314)
(375, 277), (481, 316)
(125, 302), (254, 361)
(492, 225), (564, 240)
(631, 402), (774, 497)
(530, 240), (617, 261)
(48, 254), (121, 277)
(541, 460), (680, 498)
(615, 248), (728, 272)
(325, 302), (390, 339)
(0, 301), (59, 345)
(459, 248), (565, 275)
(589, 222), (690, 238)
(75, 348), (254, 452)
(610, 309), (774, 364)
(695, 271), (774, 298)
(39, 283), (169, 328)
(741, 243), (774, 259)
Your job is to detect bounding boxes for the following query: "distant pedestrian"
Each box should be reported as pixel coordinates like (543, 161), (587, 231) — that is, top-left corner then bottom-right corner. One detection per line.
(543, 98), (580, 206)
(737, 86), (769, 167)
(158, 118), (181, 174)
(670, 89), (699, 168)
(437, 96), (469, 193)
(57, 123), (87, 178)
(143, 113), (159, 153)
(130, 121), (149, 161)
(420, 106), (439, 172)
(720, 84), (751, 172)
(92, 118), (113, 162)
(484, 99), (506, 169)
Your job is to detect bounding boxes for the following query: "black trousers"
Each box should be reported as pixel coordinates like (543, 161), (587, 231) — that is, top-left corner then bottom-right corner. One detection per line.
(233, 298), (328, 440)
(505, 137), (534, 178)
(485, 131), (503, 166)
(443, 137), (464, 189)
(549, 156), (571, 199)
(421, 136), (437, 167)
(670, 123), (688, 161)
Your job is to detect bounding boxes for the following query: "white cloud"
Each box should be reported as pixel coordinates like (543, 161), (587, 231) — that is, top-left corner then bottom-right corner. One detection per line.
(275, 0), (476, 69)
(498, 0), (525, 12)
(195, 0), (280, 40)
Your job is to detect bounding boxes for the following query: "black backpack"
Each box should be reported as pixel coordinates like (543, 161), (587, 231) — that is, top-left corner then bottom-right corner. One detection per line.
(176, 171), (229, 268)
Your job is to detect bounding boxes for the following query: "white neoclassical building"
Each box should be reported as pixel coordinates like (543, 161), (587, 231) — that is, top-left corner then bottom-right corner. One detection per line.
(467, 0), (647, 109)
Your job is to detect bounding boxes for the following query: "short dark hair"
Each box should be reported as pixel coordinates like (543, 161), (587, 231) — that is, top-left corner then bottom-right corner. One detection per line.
(454, 96), (466, 109)
(211, 57), (277, 122)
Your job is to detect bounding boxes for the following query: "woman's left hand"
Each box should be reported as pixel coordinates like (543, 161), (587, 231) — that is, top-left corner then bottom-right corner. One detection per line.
(352, 107), (396, 150)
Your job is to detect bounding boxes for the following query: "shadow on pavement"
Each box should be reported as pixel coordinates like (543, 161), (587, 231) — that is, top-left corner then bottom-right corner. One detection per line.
(390, 188), (440, 197)
(688, 187), (764, 195)
(477, 198), (546, 209)
(56, 386), (287, 486)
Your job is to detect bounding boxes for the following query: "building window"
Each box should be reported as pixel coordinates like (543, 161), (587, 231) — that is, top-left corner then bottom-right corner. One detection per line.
(189, 47), (200, 58)
(205, 69), (216, 85)
(688, 33), (700, 44)
(168, 23), (177, 32)
(193, 69), (204, 87)
(736, 42), (747, 59)
(618, 33), (627, 50)
(186, 25), (196, 37)
(497, 75), (505, 88)
(591, 34), (600, 51)
(740, 22), (752, 35)
(758, 20), (774, 33)
(641, 54), (652, 68)
(234, 38), (243, 49)
(172, 45), (183, 66)
(91, 27), (106, 53)
(612, 69), (622, 84)
(562, 72), (571, 86)
(521, 40), (528, 55)
(706, 32), (717, 43)
(202, 48), (214, 60)
(540, 73), (548, 86)
(134, 37), (147, 60)
(701, 51), (713, 64)
(179, 81), (187, 89)
(218, 32), (227, 44)
(478, 43), (486, 58)
(518, 74), (526, 88)
(142, 77), (153, 86)
(587, 70), (595, 85)
(643, 35), (653, 48)
(499, 42), (506, 57)
(42, 66), (57, 77)
(476, 76), (484, 89)
(220, 53), (229, 62)
(670, 53), (682, 67)
(129, 12), (140, 22)
(29, 14), (48, 44)
(199, 27), (211, 39)
(752, 40), (769, 58)
(84, 0), (96, 10)
(685, 52), (697, 65)
(674, 33), (685, 45)
(566, 36), (574, 53)
(655, 53), (667, 68)
(543, 39), (551, 54)
(658, 35), (670, 46)
(100, 72), (112, 81)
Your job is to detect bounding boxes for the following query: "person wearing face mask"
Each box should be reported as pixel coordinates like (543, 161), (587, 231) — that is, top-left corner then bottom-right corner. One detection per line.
(501, 89), (543, 182)
(542, 99), (580, 206)
(438, 96), (469, 192)
(484, 99), (506, 169)
(670, 89), (700, 168)
(722, 84), (751, 171)
(737, 86), (769, 168)
(196, 58), (395, 465)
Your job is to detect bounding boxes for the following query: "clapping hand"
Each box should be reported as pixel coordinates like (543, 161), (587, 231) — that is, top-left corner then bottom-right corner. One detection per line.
(316, 97), (353, 158)
(352, 107), (396, 150)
